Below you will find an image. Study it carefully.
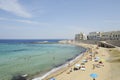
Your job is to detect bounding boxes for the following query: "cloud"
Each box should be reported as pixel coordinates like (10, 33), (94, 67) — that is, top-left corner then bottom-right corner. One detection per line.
(15, 19), (39, 24)
(0, 17), (48, 25)
(0, 0), (32, 18)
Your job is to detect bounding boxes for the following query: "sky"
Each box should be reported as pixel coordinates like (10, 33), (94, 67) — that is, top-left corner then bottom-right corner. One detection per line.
(0, 0), (120, 39)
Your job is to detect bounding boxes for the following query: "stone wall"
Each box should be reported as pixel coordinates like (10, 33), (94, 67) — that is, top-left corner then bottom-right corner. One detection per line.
(75, 40), (120, 47)
(106, 40), (120, 47)
(75, 40), (99, 44)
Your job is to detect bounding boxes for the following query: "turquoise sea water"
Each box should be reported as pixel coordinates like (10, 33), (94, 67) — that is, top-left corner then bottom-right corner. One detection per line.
(0, 41), (86, 80)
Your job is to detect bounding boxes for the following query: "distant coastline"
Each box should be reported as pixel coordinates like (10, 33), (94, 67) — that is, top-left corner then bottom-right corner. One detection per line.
(0, 39), (65, 44)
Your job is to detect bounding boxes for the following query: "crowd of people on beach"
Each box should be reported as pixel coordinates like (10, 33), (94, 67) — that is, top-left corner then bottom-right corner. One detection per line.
(50, 46), (106, 80)
(67, 48), (104, 73)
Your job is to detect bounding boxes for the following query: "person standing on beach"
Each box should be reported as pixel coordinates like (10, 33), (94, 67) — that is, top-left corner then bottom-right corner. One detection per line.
(70, 68), (72, 72)
(93, 64), (95, 70)
(93, 78), (95, 80)
(93, 52), (96, 58)
(68, 63), (70, 67)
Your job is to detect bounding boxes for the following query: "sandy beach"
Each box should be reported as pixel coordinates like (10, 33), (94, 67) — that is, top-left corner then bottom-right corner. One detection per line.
(41, 43), (120, 80)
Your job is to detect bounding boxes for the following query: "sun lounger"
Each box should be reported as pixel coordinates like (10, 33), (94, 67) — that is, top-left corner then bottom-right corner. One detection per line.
(81, 68), (85, 71)
(81, 66), (86, 71)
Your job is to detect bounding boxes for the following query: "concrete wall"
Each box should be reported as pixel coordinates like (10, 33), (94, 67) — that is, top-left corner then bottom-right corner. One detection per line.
(98, 41), (115, 48)
(75, 40), (120, 47)
(106, 40), (120, 47)
(75, 40), (99, 44)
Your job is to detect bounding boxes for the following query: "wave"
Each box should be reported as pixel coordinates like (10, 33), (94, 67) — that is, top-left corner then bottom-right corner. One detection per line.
(0, 49), (28, 53)
(12, 49), (28, 52)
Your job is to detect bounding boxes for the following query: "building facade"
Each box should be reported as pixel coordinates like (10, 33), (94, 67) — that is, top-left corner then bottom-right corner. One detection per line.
(101, 31), (120, 40)
(87, 31), (120, 40)
(87, 32), (101, 40)
(75, 33), (87, 41)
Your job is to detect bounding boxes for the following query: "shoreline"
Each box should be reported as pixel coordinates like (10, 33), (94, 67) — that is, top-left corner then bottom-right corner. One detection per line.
(32, 43), (89, 80)
(32, 42), (120, 80)
(54, 43), (116, 80)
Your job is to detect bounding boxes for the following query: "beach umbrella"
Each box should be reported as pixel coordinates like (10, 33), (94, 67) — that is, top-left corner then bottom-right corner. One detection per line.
(94, 58), (99, 62)
(90, 73), (98, 79)
(94, 57), (100, 61)
(75, 64), (80, 68)
(50, 78), (55, 80)
(96, 57), (100, 59)
(75, 64), (80, 67)
(82, 59), (87, 63)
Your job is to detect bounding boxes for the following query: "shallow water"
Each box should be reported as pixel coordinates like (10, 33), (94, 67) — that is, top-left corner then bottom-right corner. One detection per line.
(0, 41), (86, 80)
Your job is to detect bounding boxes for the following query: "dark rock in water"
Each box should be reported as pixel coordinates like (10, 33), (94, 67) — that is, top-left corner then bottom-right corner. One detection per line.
(11, 74), (27, 80)
(12, 49), (27, 52)
(53, 63), (63, 68)
(67, 58), (73, 62)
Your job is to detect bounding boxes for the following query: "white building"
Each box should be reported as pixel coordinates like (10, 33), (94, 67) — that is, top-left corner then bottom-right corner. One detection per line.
(87, 31), (120, 40)
(75, 33), (87, 41)
(87, 32), (101, 40)
(101, 31), (120, 40)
